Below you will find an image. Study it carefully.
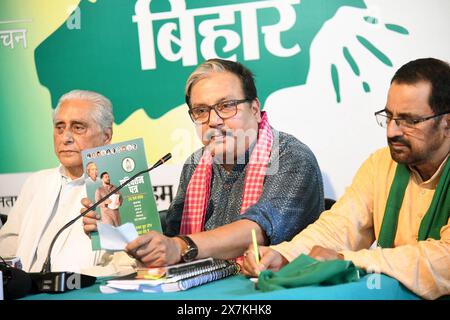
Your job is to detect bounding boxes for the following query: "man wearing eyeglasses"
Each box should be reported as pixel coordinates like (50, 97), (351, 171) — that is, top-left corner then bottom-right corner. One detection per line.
(83, 59), (324, 266)
(242, 57), (450, 299)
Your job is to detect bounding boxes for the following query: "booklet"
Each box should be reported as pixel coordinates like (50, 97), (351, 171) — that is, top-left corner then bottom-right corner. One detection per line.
(81, 138), (162, 250)
(135, 257), (215, 279)
(100, 259), (240, 293)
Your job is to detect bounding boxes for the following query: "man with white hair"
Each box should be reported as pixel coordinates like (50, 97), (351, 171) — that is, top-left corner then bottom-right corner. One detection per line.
(0, 90), (116, 274)
(85, 162), (99, 184)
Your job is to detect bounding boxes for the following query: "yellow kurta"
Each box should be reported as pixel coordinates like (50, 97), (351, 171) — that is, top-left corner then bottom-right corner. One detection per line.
(272, 147), (450, 299)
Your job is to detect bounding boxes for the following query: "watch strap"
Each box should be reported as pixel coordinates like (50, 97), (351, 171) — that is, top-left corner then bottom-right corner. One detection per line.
(175, 235), (198, 261)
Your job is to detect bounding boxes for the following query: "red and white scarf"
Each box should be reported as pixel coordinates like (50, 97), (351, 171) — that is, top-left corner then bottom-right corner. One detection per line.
(180, 111), (273, 235)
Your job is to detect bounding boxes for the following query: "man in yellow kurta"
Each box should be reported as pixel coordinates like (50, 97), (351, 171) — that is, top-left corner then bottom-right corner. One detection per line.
(243, 58), (450, 300)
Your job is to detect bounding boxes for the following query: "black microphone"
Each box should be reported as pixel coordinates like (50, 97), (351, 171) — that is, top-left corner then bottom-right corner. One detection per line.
(28, 153), (172, 294)
(1, 257), (32, 300)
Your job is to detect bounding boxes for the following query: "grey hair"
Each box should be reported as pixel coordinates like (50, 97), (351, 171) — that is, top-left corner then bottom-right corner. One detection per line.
(184, 59), (257, 107)
(53, 89), (114, 132)
(185, 60), (227, 98)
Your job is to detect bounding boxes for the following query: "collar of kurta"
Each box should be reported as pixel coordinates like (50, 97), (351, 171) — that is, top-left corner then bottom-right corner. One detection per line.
(378, 156), (450, 248)
(180, 111), (273, 235)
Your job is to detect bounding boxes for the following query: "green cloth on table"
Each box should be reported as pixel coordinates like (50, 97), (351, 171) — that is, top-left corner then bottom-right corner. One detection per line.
(258, 254), (365, 292)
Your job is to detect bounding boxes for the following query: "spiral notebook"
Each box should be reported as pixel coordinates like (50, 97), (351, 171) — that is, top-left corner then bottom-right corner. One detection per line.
(135, 257), (218, 279)
(100, 258), (240, 293)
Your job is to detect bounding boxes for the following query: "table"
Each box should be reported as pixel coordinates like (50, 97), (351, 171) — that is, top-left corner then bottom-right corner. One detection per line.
(23, 273), (420, 300)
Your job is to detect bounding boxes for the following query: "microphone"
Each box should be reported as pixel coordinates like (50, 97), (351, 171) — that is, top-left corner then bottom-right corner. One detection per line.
(1, 257), (32, 300)
(28, 153), (172, 294)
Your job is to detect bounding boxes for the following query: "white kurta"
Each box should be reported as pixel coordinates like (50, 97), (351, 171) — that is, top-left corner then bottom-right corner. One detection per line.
(0, 166), (103, 273)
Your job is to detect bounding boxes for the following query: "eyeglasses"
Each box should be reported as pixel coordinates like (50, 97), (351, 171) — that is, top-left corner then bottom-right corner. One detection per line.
(374, 109), (449, 129)
(188, 99), (252, 124)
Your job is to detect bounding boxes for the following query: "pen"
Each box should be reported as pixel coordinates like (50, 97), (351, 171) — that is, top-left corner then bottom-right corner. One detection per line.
(251, 228), (260, 265)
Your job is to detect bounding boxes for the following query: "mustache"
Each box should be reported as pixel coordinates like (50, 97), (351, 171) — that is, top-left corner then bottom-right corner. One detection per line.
(387, 136), (410, 147)
(204, 129), (232, 141)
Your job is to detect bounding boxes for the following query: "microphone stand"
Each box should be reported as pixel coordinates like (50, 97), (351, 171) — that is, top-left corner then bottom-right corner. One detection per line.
(29, 153), (172, 293)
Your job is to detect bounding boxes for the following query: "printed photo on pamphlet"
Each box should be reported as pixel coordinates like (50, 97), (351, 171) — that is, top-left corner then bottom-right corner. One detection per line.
(81, 138), (162, 250)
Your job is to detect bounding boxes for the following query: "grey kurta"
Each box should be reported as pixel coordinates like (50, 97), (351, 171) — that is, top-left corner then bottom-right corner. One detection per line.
(165, 128), (324, 245)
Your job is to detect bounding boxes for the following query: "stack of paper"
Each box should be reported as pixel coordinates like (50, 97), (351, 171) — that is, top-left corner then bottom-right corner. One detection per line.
(100, 258), (240, 294)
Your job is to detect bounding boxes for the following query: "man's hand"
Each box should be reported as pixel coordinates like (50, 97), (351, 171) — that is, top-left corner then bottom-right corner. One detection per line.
(242, 244), (288, 277)
(125, 231), (184, 267)
(80, 197), (99, 236)
(308, 245), (344, 261)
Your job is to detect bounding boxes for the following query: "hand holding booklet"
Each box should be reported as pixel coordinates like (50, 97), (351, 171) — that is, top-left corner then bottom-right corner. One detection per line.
(81, 138), (162, 251)
(100, 258), (240, 293)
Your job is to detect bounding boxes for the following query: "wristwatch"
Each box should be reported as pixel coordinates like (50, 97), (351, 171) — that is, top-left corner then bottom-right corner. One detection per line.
(175, 235), (198, 262)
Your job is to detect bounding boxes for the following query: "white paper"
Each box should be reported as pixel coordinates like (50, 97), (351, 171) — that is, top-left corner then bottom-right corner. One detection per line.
(97, 222), (139, 251)
(101, 278), (181, 293)
(99, 285), (122, 294)
(107, 194), (120, 209)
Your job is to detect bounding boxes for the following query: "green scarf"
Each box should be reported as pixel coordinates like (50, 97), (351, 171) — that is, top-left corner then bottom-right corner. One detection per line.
(258, 254), (364, 292)
(378, 158), (450, 248)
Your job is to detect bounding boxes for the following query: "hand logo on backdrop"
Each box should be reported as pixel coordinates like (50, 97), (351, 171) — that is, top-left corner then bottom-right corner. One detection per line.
(326, 7), (409, 103)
